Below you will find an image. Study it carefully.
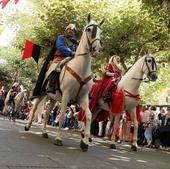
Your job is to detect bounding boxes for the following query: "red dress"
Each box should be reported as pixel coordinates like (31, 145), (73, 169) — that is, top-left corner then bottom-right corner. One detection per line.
(89, 63), (122, 113)
(78, 63), (122, 122)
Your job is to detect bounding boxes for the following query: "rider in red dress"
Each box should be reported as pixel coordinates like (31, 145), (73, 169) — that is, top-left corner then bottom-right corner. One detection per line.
(89, 55), (122, 113)
(78, 55), (123, 122)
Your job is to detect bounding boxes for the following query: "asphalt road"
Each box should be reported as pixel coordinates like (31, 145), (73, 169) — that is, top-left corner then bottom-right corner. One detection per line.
(0, 117), (169, 169)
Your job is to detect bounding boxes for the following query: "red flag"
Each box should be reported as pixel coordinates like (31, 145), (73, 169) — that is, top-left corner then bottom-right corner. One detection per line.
(14, 0), (19, 4)
(0, 0), (10, 9)
(22, 40), (41, 63)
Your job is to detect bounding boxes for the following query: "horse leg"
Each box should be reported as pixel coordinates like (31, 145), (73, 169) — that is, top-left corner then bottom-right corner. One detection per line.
(106, 112), (114, 140)
(54, 94), (68, 146)
(2, 99), (8, 116)
(42, 99), (56, 138)
(80, 96), (92, 152)
(80, 106), (101, 143)
(91, 105), (101, 122)
(2, 90), (11, 116)
(129, 109), (138, 151)
(110, 114), (121, 149)
(24, 97), (41, 131)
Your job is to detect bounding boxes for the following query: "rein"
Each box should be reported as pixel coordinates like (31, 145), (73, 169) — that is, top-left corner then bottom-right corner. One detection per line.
(65, 65), (92, 98)
(132, 77), (150, 82)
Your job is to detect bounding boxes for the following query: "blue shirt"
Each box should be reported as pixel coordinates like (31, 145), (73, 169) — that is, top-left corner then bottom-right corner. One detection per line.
(55, 35), (76, 57)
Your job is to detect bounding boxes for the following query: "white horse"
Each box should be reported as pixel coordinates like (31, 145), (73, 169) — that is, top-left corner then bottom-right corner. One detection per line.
(14, 90), (28, 117)
(2, 89), (27, 120)
(92, 54), (157, 151)
(24, 14), (104, 152)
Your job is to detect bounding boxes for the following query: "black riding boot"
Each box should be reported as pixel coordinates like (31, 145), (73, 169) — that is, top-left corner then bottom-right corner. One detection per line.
(46, 71), (58, 94)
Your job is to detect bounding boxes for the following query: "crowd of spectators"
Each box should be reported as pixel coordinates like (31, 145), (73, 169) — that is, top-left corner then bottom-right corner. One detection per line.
(0, 81), (170, 151)
(36, 101), (83, 131)
(138, 105), (170, 150)
(90, 105), (170, 151)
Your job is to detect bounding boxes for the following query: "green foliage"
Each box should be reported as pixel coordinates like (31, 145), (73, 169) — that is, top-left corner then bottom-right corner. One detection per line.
(1, 0), (170, 103)
(0, 47), (38, 91)
(140, 63), (170, 104)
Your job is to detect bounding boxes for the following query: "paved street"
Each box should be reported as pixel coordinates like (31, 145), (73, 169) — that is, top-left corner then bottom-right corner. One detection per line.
(0, 117), (169, 169)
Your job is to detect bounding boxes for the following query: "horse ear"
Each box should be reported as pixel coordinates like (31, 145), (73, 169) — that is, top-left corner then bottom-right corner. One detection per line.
(87, 13), (91, 23)
(145, 49), (149, 55)
(100, 18), (105, 26)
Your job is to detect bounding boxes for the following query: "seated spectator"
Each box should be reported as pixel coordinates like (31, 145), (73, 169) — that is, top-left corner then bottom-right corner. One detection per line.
(159, 108), (170, 150)
(165, 108), (170, 126)
(63, 106), (74, 130)
(138, 105), (150, 145)
(158, 108), (166, 126)
(144, 106), (160, 147)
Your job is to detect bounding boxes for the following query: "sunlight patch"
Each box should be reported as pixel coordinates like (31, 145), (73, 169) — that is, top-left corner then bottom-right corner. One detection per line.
(136, 159), (147, 163)
(37, 154), (50, 158)
(109, 156), (130, 162)
(66, 147), (77, 150)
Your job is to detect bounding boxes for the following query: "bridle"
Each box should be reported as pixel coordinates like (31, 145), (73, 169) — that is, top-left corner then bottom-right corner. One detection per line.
(84, 23), (102, 55)
(144, 55), (157, 75)
(132, 55), (157, 82)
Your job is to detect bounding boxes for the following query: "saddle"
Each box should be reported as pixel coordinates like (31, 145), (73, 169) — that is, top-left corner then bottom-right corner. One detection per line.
(46, 57), (73, 94)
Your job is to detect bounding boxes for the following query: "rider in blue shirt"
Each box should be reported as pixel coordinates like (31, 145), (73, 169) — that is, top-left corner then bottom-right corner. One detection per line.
(50, 23), (77, 71)
(32, 23), (77, 97)
(56, 34), (76, 56)
(46, 23), (77, 93)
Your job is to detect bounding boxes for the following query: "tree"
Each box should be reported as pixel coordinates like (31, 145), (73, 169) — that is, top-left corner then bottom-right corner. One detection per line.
(1, 0), (170, 103)
(0, 47), (38, 91)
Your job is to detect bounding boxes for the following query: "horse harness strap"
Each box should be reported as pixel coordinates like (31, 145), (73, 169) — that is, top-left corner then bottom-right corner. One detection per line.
(124, 90), (140, 100)
(65, 65), (92, 97)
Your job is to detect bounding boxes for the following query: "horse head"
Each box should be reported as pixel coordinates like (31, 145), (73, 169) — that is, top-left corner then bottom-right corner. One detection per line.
(84, 14), (104, 56)
(142, 54), (158, 81)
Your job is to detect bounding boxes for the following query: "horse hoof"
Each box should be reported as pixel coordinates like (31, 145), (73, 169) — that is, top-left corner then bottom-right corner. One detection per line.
(81, 133), (84, 138)
(110, 144), (116, 149)
(80, 140), (88, 152)
(24, 126), (29, 131)
(131, 145), (137, 151)
(42, 133), (48, 138)
(54, 139), (63, 146)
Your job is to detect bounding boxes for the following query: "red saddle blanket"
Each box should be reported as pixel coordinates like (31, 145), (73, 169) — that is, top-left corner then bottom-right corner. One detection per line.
(77, 89), (124, 122)
(111, 89), (124, 114)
